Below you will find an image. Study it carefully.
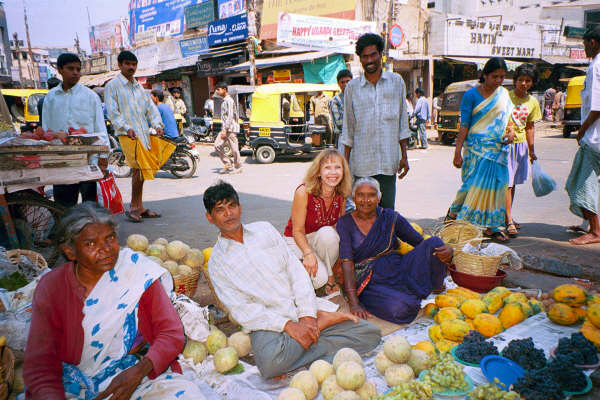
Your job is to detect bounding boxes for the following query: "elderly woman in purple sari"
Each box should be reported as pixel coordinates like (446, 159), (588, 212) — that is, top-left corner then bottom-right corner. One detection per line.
(337, 178), (453, 323)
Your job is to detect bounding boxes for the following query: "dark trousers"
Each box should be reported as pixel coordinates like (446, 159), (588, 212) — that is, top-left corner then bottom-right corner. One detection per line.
(355, 174), (396, 210)
(53, 181), (97, 208)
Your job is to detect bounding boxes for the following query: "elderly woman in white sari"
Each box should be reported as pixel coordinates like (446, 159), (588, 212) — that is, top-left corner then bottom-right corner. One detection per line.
(23, 202), (203, 399)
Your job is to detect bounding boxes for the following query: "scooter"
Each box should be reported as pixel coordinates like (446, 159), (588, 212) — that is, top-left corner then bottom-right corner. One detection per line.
(184, 115), (214, 143)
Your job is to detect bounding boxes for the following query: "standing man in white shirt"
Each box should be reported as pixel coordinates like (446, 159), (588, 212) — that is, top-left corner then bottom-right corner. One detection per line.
(42, 53), (109, 208)
(213, 82), (242, 174)
(566, 27), (600, 245)
(204, 181), (381, 378)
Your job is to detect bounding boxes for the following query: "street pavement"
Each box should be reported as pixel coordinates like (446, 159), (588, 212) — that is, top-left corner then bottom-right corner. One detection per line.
(114, 123), (599, 285)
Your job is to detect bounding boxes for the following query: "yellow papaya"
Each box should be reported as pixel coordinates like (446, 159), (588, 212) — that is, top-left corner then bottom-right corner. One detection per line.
(447, 287), (481, 300)
(428, 324), (444, 342)
(553, 284), (587, 307)
(435, 294), (464, 308)
(581, 319), (600, 351)
(482, 293), (503, 314)
(498, 303), (526, 329)
(489, 286), (510, 299)
(587, 294), (600, 306)
(547, 303), (578, 325)
(410, 222), (424, 235)
(423, 303), (439, 319)
(460, 299), (488, 319)
(528, 299), (543, 314)
(435, 339), (459, 353)
(412, 340), (436, 356)
(574, 307), (588, 323)
(519, 302), (533, 318)
(504, 292), (529, 305)
(473, 313), (503, 338)
(465, 318), (475, 331)
(587, 303), (600, 329)
(441, 319), (470, 342)
(398, 241), (414, 255)
(434, 307), (464, 324)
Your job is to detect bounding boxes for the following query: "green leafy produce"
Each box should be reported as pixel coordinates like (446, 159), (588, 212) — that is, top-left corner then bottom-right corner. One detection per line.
(373, 380), (433, 400)
(467, 383), (520, 399)
(0, 271), (28, 291)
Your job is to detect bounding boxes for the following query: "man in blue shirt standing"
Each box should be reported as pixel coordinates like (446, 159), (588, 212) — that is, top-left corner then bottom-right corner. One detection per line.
(151, 89), (179, 140)
(413, 88), (430, 149)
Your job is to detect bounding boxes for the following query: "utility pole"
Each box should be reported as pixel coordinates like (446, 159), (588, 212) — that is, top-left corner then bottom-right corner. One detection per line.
(12, 33), (24, 86)
(246, 0), (257, 85)
(23, 1), (39, 88)
(75, 33), (82, 57)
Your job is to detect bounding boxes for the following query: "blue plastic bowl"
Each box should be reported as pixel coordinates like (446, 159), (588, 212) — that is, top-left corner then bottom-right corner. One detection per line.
(480, 355), (525, 391)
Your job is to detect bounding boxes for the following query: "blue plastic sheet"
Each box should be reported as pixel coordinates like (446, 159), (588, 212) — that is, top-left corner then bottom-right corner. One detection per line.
(302, 55), (347, 84)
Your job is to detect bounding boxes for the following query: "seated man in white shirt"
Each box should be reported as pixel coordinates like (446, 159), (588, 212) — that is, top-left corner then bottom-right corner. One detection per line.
(204, 181), (381, 379)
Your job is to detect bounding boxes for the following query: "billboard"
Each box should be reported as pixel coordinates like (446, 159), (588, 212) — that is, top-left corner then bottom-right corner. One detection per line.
(89, 19), (130, 54)
(179, 36), (209, 57)
(185, 1), (216, 29)
(217, 0), (245, 19)
(128, 0), (204, 42)
(208, 13), (248, 47)
(260, 0), (356, 39)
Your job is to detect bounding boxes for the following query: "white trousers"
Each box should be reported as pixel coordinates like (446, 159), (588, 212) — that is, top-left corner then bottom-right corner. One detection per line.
(285, 226), (339, 289)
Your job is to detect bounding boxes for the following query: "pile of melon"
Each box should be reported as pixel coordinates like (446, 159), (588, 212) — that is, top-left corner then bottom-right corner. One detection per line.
(126, 234), (212, 281)
(423, 286), (543, 352)
(279, 348), (376, 400)
(182, 327), (252, 374)
(374, 336), (433, 388)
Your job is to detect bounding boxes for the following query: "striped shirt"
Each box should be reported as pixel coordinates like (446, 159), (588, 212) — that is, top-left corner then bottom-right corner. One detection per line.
(105, 73), (163, 149)
(341, 71), (410, 177)
(209, 221), (335, 333)
(220, 95), (239, 133)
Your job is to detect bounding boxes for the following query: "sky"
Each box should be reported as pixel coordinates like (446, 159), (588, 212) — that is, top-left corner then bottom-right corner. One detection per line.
(3, 0), (128, 53)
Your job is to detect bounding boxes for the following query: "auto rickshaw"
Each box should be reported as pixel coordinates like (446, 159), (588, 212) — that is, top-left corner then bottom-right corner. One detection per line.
(437, 79), (514, 145)
(248, 83), (339, 164)
(562, 75), (585, 138)
(2, 88), (48, 131)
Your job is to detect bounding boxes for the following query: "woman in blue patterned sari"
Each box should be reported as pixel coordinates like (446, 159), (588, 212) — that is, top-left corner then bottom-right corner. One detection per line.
(447, 57), (516, 242)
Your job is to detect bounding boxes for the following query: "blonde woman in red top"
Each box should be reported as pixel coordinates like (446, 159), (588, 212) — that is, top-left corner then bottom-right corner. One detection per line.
(284, 149), (353, 293)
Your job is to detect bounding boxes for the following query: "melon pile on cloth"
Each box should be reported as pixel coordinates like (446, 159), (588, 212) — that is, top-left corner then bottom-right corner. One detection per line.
(182, 329), (252, 375)
(280, 348), (376, 400)
(375, 335), (432, 386)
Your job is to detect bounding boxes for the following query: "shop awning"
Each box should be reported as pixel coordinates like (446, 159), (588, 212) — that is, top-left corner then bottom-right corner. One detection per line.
(197, 43), (246, 59)
(226, 51), (338, 72)
(158, 56), (199, 73)
(443, 57), (522, 71)
(540, 56), (589, 65)
(80, 70), (121, 87)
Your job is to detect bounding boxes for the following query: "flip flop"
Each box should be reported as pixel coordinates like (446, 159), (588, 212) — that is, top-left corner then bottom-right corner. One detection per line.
(125, 211), (142, 223)
(140, 209), (161, 218)
(506, 223), (519, 238)
(484, 229), (509, 243)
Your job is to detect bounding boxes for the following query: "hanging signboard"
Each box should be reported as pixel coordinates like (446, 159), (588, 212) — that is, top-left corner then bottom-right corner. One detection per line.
(129, 0), (202, 42)
(273, 69), (291, 82)
(207, 12), (248, 47)
(389, 24), (405, 48)
(185, 1), (216, 29)
(196, 53), (246, 77)
(217, 0), (246, 19)
(179, 36), (209, 57)
(570, 47), (586, 60)
(89, 19), (130, 54)
(90, 56), (109, 74)
(276, 13), (376, 53)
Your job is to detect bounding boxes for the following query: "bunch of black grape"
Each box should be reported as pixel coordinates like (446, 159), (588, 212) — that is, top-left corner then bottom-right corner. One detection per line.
(556, 332), (598, 365)
(501, 338), (546, 370)
(513, 368), (564, 400)
(547, 354), (588, 393)
(455, 330), (499, 364)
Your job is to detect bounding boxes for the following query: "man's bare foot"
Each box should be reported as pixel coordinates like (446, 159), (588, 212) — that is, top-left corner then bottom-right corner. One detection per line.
(569, 233), (600, 245)
(317, 311), (359, 331)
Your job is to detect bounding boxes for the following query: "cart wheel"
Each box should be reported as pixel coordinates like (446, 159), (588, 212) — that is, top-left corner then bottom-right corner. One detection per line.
(562, 125), (572, 138)
(256, 145), (276, 164)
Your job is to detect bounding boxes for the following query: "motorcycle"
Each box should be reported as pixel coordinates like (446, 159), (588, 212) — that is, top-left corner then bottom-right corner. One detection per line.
(184, 115), (214, 142)
(108, 133), (198, 179)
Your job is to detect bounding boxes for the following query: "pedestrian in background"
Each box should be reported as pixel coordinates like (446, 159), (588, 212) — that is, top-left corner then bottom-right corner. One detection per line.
(330, 69), (353, 151)
(447, 57), (515, 242)
(310, 90), (333, 144)
(553, 86), (564, 122)
(433, 93), (442, 142)
(565, 27), (600, 245)
(341, 33), (411, 210)
(413, 88), (430, 149)
(213, 82), (242, 174)
(505, 63), (542, 237)
(544, 86), (556, 121)
(150, 89), (180, 140)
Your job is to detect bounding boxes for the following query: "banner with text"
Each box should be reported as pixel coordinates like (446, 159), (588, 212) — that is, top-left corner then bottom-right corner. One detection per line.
(89, 19), (130, 54)
(208, 12), (248, 47)
(185, 1), (216, 29)
(277, 13), (376, 53)
(218, 0), (246, 19)
(128, 0), (203, 42)
(180, 36), (209, 57)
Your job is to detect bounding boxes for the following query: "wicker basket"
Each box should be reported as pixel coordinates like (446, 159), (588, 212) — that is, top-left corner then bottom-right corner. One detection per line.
(438, 220), (482, 252)
(172, 268), (202, 298)
(453, 244), (504, 277)
(201, 267), (240, 326)
(0, 346), (15, 400)
(6, 249), (48, 270)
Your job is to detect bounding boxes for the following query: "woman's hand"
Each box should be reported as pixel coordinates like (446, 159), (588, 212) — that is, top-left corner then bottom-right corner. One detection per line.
(503, 127), (515, 144)
(94, 358), (152, 400)
(302, 252), (318, 278)
(433, 245), (453, 264)
(529, 152), (537, 163)
(350, 303), (371, 320)
(453, 152), (463, 169)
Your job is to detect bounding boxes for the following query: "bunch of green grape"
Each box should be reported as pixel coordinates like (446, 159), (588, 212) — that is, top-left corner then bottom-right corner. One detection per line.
(420, 357), (469, 392)
(372, 381), (433, 400)
(467, 383), (521, 400)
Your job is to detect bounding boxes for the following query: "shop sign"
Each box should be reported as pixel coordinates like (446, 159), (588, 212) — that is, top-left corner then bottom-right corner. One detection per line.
(441, 17), (541, 59)
(129, 0), (203, 41)
(196, 53), (245, 76)
(276, 13), (376, 52)
(218, 0), (246, 19)
(564, 26), (586, 39)
(570, 47), (586, 60)
(180, 36), (209, 57)
(90, 56), (109, 74)
(208, 12), (248, 47)
(135, 30), (157, 47)
(273, 69), (291, 82)
(389, 24), (405, 48)
(185, 1), (216, 29)
(135, 44), (159, 70)
(158, 39), (182, 63)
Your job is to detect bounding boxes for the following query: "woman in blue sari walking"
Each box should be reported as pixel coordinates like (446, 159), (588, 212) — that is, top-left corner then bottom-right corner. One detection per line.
(447, 57), (516, 242)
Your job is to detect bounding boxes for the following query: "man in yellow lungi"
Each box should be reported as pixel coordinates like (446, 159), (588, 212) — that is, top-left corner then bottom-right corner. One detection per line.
(105, 51), (175, 222)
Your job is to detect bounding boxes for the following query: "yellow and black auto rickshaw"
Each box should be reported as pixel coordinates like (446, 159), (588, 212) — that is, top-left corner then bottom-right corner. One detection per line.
(2, 88), (48, 131)
(437, 79), (513, 145)
(562, 75), (585, 138)
(248, 83), (339, 163)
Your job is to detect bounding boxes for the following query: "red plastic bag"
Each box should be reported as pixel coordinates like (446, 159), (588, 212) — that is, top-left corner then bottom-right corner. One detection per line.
(97, 173), (124, 214)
